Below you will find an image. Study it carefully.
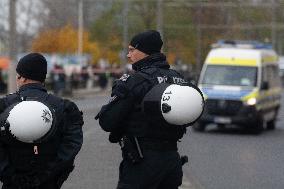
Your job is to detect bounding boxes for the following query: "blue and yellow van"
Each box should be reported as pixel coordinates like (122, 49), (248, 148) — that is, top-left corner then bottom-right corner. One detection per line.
(195, 40), (282, 133)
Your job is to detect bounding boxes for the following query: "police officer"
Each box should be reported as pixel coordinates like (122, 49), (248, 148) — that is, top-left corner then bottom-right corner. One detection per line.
(0, 53), (83, 189)
(96, 30), (190, 189)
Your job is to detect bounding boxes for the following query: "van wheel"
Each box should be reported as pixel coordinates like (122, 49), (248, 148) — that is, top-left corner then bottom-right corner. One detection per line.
(252, 117), (264, 134)
(193, 122), (206, 132)
(267, 109), (278, 130)
(267, 120), (275, 130)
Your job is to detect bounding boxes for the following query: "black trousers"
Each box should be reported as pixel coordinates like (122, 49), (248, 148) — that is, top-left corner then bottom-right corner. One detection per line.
(116, 150), (183, 189)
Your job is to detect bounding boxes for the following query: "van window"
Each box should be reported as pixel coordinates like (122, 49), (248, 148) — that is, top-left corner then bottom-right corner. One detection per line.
(273, 66), (281, 87)
(262, 66), (268, 83)
(263, 65), (281, 88)
(201, 65), (257, 87)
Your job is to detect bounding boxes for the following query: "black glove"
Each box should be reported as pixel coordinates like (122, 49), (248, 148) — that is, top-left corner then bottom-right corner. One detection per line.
(95, 105), (108, 120)
(180, 155), (188, 166)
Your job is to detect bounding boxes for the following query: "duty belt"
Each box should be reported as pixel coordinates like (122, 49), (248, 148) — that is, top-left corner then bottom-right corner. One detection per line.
(139, 139), (177, 151)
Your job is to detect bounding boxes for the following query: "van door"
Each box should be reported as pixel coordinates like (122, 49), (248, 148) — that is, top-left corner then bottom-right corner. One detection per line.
(260, 65), (281, 122)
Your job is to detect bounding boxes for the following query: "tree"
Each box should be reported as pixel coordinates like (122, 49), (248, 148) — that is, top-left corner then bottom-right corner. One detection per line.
(31, 24), (100, 64)
(0, 0), (46, 53)
(40, 0), (113, 30)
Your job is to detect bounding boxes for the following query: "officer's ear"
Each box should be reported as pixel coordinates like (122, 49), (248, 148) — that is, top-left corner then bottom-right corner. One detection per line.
(23, 77), (28, 82)
(17, 75), (26, 82)
(18, 76), (28, 83)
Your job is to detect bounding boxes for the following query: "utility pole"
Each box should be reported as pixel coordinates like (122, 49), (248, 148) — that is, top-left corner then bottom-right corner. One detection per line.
(196, 3), (202, 75)
(271, 0), (276, 50)
(8, 0), (17, 93)
(78, 0), (83, 64)
(122, 0), (129, 65)
(157, 0), (163, 39)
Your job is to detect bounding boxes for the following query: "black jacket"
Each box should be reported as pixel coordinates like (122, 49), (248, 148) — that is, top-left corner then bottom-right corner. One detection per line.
(0, 83), (83, 186)
(97, 53), (188, 142)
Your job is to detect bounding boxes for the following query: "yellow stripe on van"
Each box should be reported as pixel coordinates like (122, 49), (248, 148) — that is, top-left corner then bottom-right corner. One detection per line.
(262, 56), (278, 63)
(207, 57), (257, 66)
(241, 90), (259, 102)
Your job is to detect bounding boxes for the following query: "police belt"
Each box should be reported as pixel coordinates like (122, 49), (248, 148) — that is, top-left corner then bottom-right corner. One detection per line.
(139, 138), (178, 151)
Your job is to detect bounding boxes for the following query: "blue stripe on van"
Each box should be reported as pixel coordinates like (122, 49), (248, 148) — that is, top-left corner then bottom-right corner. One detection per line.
(201, 87), (252, 100)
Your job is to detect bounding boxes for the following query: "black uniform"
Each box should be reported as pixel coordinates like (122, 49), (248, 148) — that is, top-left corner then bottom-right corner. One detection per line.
(97, 53), (188, 189)
(0, 83), (83, 189)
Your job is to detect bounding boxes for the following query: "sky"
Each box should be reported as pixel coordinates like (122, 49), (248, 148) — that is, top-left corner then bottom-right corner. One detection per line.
(0, 0), (43, 35)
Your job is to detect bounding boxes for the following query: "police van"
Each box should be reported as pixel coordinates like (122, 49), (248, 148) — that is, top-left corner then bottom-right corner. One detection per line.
(195, 40), (282, 133)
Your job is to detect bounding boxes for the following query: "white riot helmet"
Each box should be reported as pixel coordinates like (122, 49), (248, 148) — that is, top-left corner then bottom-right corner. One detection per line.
(4, 101), (55, 143)
(142, 83), (204, 126)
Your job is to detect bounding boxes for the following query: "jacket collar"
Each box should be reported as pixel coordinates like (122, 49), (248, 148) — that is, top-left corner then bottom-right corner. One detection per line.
(132, 53), (170, 71)
(18, 83), (47, 93)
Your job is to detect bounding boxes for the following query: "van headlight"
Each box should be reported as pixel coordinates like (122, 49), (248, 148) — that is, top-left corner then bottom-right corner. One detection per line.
(245, 98), (257, 106)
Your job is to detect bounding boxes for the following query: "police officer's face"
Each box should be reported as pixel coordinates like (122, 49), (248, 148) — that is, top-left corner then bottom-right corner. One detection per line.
(127, 46), (148, 64)
(16, 74), (29, 89)
(16, 74), (23, 89)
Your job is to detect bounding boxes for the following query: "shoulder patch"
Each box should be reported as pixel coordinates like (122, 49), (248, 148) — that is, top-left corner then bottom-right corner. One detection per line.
(109, 95), (118, 103)
(119, 74), (130, 82)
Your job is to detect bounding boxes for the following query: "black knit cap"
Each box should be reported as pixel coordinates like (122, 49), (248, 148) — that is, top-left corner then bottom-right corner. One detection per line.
(16, 53), (47, 82)
(130, 30), (163, 55)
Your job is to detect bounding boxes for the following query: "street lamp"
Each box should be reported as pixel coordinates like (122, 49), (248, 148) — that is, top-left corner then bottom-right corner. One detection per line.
(78, 0), (83, 65)
(8, 0), (17, 93)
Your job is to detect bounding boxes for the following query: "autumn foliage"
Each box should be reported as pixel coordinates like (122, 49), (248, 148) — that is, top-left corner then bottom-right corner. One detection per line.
(31, 24), (100, 64)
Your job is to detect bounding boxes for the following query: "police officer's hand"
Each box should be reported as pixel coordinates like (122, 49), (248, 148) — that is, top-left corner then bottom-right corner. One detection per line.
(95, 104), (108, 120)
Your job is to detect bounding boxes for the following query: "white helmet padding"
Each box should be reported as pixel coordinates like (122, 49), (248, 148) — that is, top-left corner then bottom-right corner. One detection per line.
(6, 101), (54, 143)
(142, 83), (204, 126)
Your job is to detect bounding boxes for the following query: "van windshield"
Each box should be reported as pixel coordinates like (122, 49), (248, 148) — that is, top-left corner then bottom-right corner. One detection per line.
(201, 65), (257, 87)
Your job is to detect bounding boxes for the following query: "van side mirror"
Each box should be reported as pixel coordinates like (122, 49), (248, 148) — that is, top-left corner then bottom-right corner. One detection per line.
(261, 81), (269, 90)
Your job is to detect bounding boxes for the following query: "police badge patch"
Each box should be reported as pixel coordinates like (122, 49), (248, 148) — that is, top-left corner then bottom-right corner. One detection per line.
(119, 74), (130, 82)
(42, 109), (52, 123)
(109, 95), (118, 103)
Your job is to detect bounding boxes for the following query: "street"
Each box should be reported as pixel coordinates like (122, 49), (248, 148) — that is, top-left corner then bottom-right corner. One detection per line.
(64, 92), (284, 189)
(1, 1), (284, 189)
